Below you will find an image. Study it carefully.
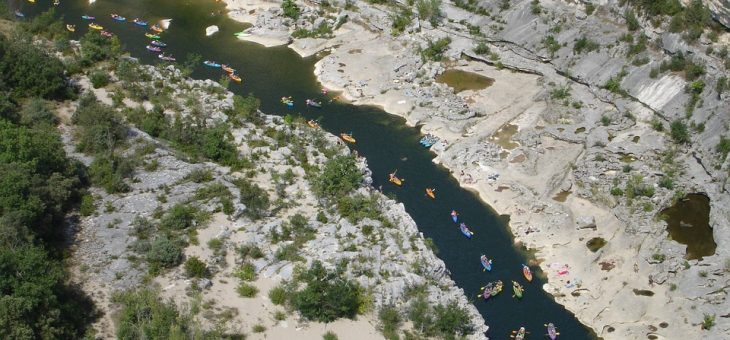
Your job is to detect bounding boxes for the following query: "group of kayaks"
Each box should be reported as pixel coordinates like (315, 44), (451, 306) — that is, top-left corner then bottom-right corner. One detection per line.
(419, 133), (440, 148)
(509, 324), (560, 340)
(73, 13), (174, 61)
(386, 171), (437, 200)
(203, 60), (242, 83)
(280, 97), (323, 108)
(478, 262), (532, 299)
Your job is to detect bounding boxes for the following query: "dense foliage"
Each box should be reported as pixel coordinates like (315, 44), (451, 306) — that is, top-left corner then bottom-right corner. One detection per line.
(234, 178), (270, 219)
(0, 35), (71, 100)
(311, 155), (362, 198)
(291, 261), (362, 322)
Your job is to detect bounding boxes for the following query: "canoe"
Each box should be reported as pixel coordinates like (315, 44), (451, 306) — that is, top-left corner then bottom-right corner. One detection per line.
(133, 18), (148, 26)
(522, 264), (533, 282)
(307, 120), (319, 129)
(66, 24), (75, 32)
(459, 223), (473, 239)
(150, 40), (167, 47)
(491, 280), (503, 296)
(450, 210), (458, 223)
(150, 24), (164, 32)
(228, 73), (242, 83)
(111, 14), (126, 21)
(221, 64), (235, 73)
(101, 31), (114, 38)
(146, 45), (162, 52)
(158, 53), (176, 62)
(145, 33), (161, 39)
(512, 281), (524, 299)
(88, 23), (103, 30)
(305, 99), (322, 108)
(546, 323), (558, 340)
(512, 327), (526, 340)
(480, 283), (493, 300)
(480, 255), (492, 272)
(340, 133), (356, 144)
(425, 188), (435, 199)
(81, 15), (95, 20)
(203, 60), (221, 68)
(389, 175), (402, 186)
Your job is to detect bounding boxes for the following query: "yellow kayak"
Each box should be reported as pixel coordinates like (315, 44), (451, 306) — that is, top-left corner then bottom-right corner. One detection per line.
(426, 188), (435, 199)
(66, 24), (75, 32)
(340, 133), (356, 144)
(88, 23), (103, 30)
(228, 73), (242, 83)
(389, 175), (402, 186)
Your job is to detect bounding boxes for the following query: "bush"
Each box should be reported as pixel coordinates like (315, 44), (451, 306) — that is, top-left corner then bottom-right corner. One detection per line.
(237, 283), (259, 297)
(90, 71), (110, 88)
(416, 0), (442, 26)
(72, 94), (127, 155)
(281, 0), (300, 19)
(573, 36), (600, 54)
(234, 178), (270, 219)
(379, 306), (402, 337)
(337, 194), (381, 223)
(292, 261), (362, 322)
(147, 236), (183, 269)
(391, 8), (413, 35)
(625, 10), (640, 31)
(159, 204), (200, 230)
(0, 35), (71, 100)
(268, 284), (289, 305)
(323, 331), (339, 340)
(79, 31), (121, 65)
(670, 119), (690, 144)
(184, 256), (209, 278)
(311, 155), (362, 198)
(79, 194), (95, 216)
(701, 313), (715, 330)
(473, 41), (489, 55)
(543, 35), (561, 57)
(237, 244), (264, 260)
(114, 289), (196, 339)
(432, 302), (475, 338)
(716, 136), (730, 161)
(419, 37), (451, 62)
(88, 154), (133, 193)
(235, 262), (257, 281)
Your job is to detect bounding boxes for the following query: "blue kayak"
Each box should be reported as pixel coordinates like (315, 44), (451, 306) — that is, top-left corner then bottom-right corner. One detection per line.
(460, 223), (473, 239)
(203, 60), (221, 68)
(451, 210), (458, 223)
(480, 255), (492, 271)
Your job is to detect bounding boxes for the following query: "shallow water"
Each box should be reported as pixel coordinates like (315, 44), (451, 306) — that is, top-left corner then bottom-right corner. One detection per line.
(20, 0), (595, 338)
(660, 194), (716, 260)
(435, 69), (495, 93)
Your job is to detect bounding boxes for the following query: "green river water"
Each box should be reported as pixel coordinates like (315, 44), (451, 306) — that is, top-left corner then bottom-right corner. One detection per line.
(17, 0), (597, 338)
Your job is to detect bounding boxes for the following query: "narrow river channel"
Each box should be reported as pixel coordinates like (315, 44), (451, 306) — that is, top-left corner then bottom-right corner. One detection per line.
(20, 0), (596, 338)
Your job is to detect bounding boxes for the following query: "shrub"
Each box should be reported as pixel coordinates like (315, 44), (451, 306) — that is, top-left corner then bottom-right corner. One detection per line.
(159, 204), (200, 230)
(274, 244), (302, 262)
(281, 0), (300, 19)
(234, 178), (270, 219)
(311, 155), (361, 198)
(90, 71), (110, 88)
(419, 37), (451, 62)
(237, 244), (264, 260)
(147, 236), (183, 269)
(235, 262), (257, 281)
(717, 76), (728, 96)
(625, 10), (640, 31)
(416, 0), (442, 26)
(88, 154), (133, 193)
(268, 284), (289, 305)
(184, 256), (209, 278)
(379, 306), (402, 337)
(72, 94), (127, 155)
(716, 136), (730, 161)
(473, 41), (489, 55)
(432, 302), (475, 338)
(337, 194), (381, 223)
(79, 194), (95, 216)
(573, 36), (600, 54)
(323, 331), (339, 340)
(701, 313), (715, 330)
(670, 120), (690, 144)
(550, 87), (571, 100)
(252, 324), (266, 333)
(543, 35), (561, 57)
(390, 8), (413, 35)
(292, 261), (362, 322)
(237, 283), (259, 297)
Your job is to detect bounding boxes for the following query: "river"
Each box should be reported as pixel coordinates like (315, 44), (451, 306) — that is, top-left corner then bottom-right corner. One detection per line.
(20, 0), (595, 338)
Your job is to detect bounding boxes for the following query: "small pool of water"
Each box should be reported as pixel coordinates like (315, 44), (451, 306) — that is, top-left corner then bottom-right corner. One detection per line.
(552, 190), (572, 202)
(490, 123), (519, 150)
(619, 153), (636, 163)
(586, 237), (606, 252)
(435, 69), (494, 93)
(660, 194), (716, 260)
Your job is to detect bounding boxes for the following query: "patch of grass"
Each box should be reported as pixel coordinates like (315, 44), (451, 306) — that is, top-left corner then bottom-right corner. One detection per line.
(268, 284), (289, 305)
(237, 283), (259, 298)
(234, 262), (257, 282)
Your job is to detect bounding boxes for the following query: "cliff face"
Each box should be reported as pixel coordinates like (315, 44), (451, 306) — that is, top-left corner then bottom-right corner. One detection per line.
(701, 0), (730, 28)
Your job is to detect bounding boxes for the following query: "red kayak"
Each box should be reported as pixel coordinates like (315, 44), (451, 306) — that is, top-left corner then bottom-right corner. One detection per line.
(522, 264), (533, 282)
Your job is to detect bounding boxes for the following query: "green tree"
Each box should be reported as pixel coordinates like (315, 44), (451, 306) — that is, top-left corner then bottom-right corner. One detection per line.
(0, 36), (71, 100)
(311, 155), (361, 198)
(79, 31), (121, 65)
(282, 0), (300, 19)
(292, 261), (362, 322)
(235, 178), (270, 219)
(670, 119), (690, 144)
(147, 236), (183, 269)
(184, 256), (209, 278)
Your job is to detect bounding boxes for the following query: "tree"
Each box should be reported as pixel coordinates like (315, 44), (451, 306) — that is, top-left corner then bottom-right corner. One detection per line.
(281, 0), (300, 19)
(311, 155), (362, 198)
(79, 31), (121, 65)
(292, 261), (362, 322)
(670, 119), (690, 144)
(0, 35), (70, 100)
(235, 178), (270, 219)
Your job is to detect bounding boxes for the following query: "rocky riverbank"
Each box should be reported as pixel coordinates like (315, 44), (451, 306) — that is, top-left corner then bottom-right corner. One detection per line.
(223, 0), (730, 339)
(63, 63), (487, 338)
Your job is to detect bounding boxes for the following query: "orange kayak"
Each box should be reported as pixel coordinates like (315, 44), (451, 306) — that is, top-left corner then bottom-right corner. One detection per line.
(522, 264), (533, 282)
(426, 188), (435, 199)
(340, 133), (356, 143)
(389, 175), (402, 186)
(228, 73), (242, 83)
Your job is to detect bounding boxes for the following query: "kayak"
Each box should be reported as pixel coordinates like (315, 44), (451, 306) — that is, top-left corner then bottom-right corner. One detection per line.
(307, 120), (319, 129)
(491, 280), (503, 296)
(150, 40), (167, 47)
(158, 53), (176, 62)
(14, 10), (24, 18)
(450, 210), (458, 223)
(89, 23), (103, 30)
(522, 264), (533, 282)
(340, 133), (356, 144)
(145, 33), (161, 39)
(305, 99), (322, 108)
(228, 73), (242, 83)
(81, 15), (95, 20)
(111, 14), (126, 21)
(389, 173), (403, 186)
(203, 60), (221, 68)
(281, 96), (294, 107)
(425, 188), (435, 199)
(459, 223), (473, 239)
(146, 45), (162, 52)
(480, 255), (492, 271)
(512, 281), (524, 299)
(132, 18), (148, 26)
(221, 64), (235, 73)
(512, 327), (526, 340)
(66, 24), (75, 32)
(480, 282), (494, 300)
(150, 24), (164, 32)
(101, 31), (114, 38)
(54, 0), (60, 5)
(546, 323), (559, 340)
